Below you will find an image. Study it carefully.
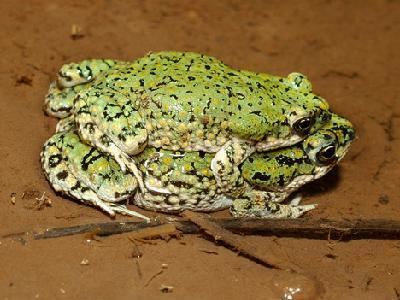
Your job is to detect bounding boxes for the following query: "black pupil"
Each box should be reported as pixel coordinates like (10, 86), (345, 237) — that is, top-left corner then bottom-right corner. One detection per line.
(299, 118), (311, 129)
(295, 118), (312, 134)
(321, 145), (336, 159)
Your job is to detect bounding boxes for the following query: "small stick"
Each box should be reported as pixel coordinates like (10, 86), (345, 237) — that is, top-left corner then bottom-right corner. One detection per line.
(126, 223), (178, 240)
(182, 211), (302, 272)
(3, 217), (400, 241)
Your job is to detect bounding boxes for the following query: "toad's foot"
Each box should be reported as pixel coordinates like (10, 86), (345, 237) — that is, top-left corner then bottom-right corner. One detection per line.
(230, 190), (316, 218)
(288, 193), (303, 206)
(85, 193), (150, 221)
(211, 138), (255, 194)
(57, 59), (124, 88)
(106, 204), (151, 222)
(230, 199), (316, 218)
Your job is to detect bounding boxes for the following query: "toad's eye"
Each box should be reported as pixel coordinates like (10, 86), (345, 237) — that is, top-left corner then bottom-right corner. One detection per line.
(316, 144), (337, 164)
(293, 117), (314, 136)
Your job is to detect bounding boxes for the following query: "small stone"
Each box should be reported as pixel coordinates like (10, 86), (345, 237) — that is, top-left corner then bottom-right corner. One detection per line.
(378, 194), (389, 205)
(160, 284), (174, 293)
(10, 192), (17, 205)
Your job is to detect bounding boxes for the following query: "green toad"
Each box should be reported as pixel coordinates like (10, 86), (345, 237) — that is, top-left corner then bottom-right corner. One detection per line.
(40, 113), (354, 219)
(44, 52), (331, 193)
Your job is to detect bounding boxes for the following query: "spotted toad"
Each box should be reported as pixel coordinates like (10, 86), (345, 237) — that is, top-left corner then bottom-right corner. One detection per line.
(44, 52), (331, 194)
(41, 113), (354, 219)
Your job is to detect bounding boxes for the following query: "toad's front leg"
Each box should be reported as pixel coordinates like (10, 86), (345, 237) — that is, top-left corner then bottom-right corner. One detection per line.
(210, 138), (255, 194)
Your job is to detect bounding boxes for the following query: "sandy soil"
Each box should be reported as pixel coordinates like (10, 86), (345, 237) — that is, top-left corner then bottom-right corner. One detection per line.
(1, 0), (399, 299)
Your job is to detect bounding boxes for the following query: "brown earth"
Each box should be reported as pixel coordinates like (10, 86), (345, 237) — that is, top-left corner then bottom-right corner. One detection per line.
(1, 0), (400, 299)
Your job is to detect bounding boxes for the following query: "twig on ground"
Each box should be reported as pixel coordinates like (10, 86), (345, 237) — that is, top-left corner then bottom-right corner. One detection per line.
(3, 217), (400, 241)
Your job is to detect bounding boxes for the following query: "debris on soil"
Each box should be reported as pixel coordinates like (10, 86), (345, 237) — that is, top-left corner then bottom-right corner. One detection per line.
(21, 190), (52, 210)
(15, 75), (33, 86)
(160, 284), (174, 293)
(362, 276), (373, 291)
(33, 192), (52, 210)
(324, 253), (338, 260)
(144, 264), (167, 287)
(378, 194), (390, 205)
(181, 211), (302, 272)
(198, 247), (219, 255)
(71, 24), (85, 40)
(21, 190), (42, 200)
(80, 258), (89, 266)
(321, 70), (359, 79)
(10, 192), (16, 205)
(128, 238), (143, 278)
(271, 271), (321, 300)
(130, 241), (143, 259)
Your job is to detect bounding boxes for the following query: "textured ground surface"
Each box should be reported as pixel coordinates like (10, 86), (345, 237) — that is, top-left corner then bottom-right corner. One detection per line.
(0, 1), (399, 299)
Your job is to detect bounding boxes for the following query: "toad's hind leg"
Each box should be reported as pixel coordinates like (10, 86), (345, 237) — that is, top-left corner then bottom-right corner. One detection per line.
(57, 59), (124, 88)
(74, 88), (147, 191)
(41, 131), (150, 221)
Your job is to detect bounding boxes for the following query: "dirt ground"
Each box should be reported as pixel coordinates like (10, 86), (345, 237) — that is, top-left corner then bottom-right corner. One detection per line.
(1, 0), (399, 299)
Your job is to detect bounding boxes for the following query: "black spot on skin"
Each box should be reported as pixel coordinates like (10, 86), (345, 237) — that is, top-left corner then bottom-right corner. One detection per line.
(49, 154), (62, 168)
(275, 154), (304, 166)
(80, 186), (90, 193)
(278, 175), (285, 187)
(81, 148), (103, 171)
(188, 76), (196, 81)
(256, 82), (266, 90)
(252, 172), (271, 182)
(250, 111), (262, 116)
(226, 87), (234, 98)
(139, 79), (145, 86)
(237, 93), (245, 99)
(118, 133), (127, 142)
(205, 65), (211, 70)
(71, 181), (81, 191)
(56, 170), (68, 180)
